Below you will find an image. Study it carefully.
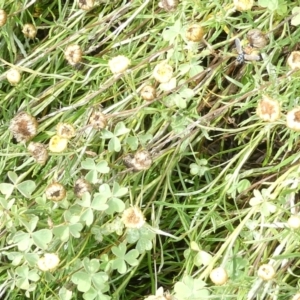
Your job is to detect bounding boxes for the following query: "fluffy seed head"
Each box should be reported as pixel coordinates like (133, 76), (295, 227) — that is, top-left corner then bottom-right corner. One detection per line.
(140, 85), (156, 101)
(9, 112), (38, 143)
(209, 267), (228, 285)
(0, 9), (7, 26)
(247, 29), (267, 49)
(124, 150), (152, 171)
(49, 135), (68, 152)
(78, 0), (95, 10)
(153, 62), (173, 83)
(257, 264), (275, 280)
(37, 253), (60, 272)
(186, 24), (205, 42)
(108, 55), (131, 74)
(121, 206), (145, 228)
(233, 0), (254, 11)
(22, 23), (37, 39)
(45, 183), (66, 201)
(74, 178), (92, 198)
(7, 68), (21, 85)
(287, 51), (300, 71)
(89, 111), (107, 129)
(56, 123), (76, 139)
(64, 44), (83, 66)
(28, 142), (48, 165)
(286, 107), (300, 131)
(256, 95), (280, 122)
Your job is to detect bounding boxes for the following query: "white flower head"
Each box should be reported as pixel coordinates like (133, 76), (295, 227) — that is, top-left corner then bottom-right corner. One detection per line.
(37, 253), (60, 272)
(121, 206), (145, 228)
(153, 62), (173, 83)
(233, 0), (254, 11)
(144, 287), (168, 300)
(286, 107), (300, 131)
(256, 95), (280, 122)
(109, 55), (131, 74)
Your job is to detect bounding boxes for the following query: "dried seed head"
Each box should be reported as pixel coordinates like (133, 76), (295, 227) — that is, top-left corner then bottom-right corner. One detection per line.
(89, 111), (107, 129)
(22, 23), (37, 39)
(74, 178), (92, 198)
(121, 206), (145, 228)
(0, 9), (7, 26)
(49, 135), (68, 152)
(233, 0), (254, 11)
(209, 267), (228, 285)
(247, 29), (268, 49)
(123, 150), (152, 171)
(140, 85), (156, 101)
(56, 123), (76, 139)
(153, 62), (173, 83)
(257, 264), (275, 280)
(186, 24), (205, 42)
(6, 68), (21, 85)
(256, 95), (281, 122)
(28, 142), (48, 165)
(286, 107), (300, 131)
(108, 55), (131, 74)
(287, 215), (300, 229)
(78, 0), (94, 10)
(37, 253), (60, 272)
(158, 0), (178, 11)
(287, 51), (300, 71)
(9, 112), (38, 143)
(64, 44), (82, 66)
(45, 182), (66, 201)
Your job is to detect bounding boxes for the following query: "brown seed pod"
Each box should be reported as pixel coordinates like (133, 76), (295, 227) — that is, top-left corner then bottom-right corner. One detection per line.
(246, 29), (268, 49)
(74, 178), (92, 198)
(186, 24), (205, 42)
(22, 23), (37, 39)
(78, 0), (94, 10)
(140, 85), (156, 101)
(28, 142), (48, 165)
(56, 123), (76, 139)
(287, 51), (300, 71)
(45, 183), (66, 201)
(64, 44), (83, 66)
(124, 150), (152, 171)
(9, 112), (38, 143)
(159, 0), (178, 11)
(89, 111), (107, 129)
(0, 9), (7, 26)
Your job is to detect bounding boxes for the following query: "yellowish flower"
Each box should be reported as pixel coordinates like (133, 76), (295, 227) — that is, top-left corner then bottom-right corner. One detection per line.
(49, 135), (68, 152)
(257, 264), (275, 280)
(287, 51), (300, 71)
(7, 68), (21, 85)
(153, 62), (173, 83)
(286, 107), (300, 131)
(22, 23), (37, 39)
(186, 24), (205, 42)
(109, 55), (131, 74)
(121, 206), (145, 228)
(56, 123), (76, 139)
(233, 0), (254, 11)
(256, 95), (280, 122)
(287, 215), (300, 229)
(209, 267), (228, 285)
(37, 253), (60, 271)
(0, 9), (7, 26)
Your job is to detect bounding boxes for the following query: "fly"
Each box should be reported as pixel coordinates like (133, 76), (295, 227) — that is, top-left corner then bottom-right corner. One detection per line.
(235, 38), (261, 64)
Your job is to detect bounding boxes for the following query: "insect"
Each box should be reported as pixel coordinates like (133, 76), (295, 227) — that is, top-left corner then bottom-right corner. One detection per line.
(235, 38), (261, 64)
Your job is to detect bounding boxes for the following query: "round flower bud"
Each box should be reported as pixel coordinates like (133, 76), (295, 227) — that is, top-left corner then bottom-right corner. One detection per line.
(28, 142), (48, 165)
(286, 107), (300, 131)
(56, 123), (75, 139)
(37, 253), (60, 272)
(209, 267), (228, 285)
(108, 55), (131, 74)
(257, 264), (275, 281)
(287, 51), (300, 71)
(256, 95), (280, 122)
(158, 0), (178, 11)
(140, 85), (156, 101)
(89, 111), (107, 129)
(78, 0), (94, 10)
(45, 182), (66, 201)
(121, 206), (145, 228)
(49, 135), (68, 152)
(64, 44), (82, 66)
(233, 0), (254, 11)
(7, 68), (21, 85)
(292, 293), (300, 300)
(287, 215), (300, 229)
(22, 23), (37, 39)
(0, 9), (7, 26)
(74, 178), (92, 198)
(9, 112), (38, 143)
(153, 62), (173, 83)
(186, 24), (205, 42)
(247, 29), (267, 49)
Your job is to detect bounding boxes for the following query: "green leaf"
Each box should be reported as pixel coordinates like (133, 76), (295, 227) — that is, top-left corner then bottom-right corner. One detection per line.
(106, 197), (125, 215)
(81, 158), (96, 170)
(28, 269), (40, 282)
(24, 253), (39, 267)
(98, 184), (112, 197)
(53, 225), (70, 242)
(124, 249), (139, 266)
(91, 272), (109, 290)
(95, 161), (110, 173)
(112, 258), (127, 274)
(0, 183), (14, 198)
(83, 258), (100, 274)
(16, 278), (29, 290)
(108, 136), (121, 152)
(59, 287), (73, 300)
(83, 287), (97, 300)
(126, 136), (138, 150)
(4, 251), (23, 265)
(16, 180), (36, 198)
(101, 129), (114, 139)
(291, 7), (300, 26)
(114, 122), (130, 136)
(112, 182), (128, 197)
(16, 265), (29, 278)
(91, 194), (108, 211)
(32, 229), (53, 250)
(77, 192), (91, 208)
(71, 271), (91, 292)
(13, 231), (32, 251)
(81, 208), (94, 226)
(69, 223), (83, 238)
(258, 0), (278, 10)
(112, 243), (126, 258)
(85, 170), (98, 184)
(8, 171), (18, 184)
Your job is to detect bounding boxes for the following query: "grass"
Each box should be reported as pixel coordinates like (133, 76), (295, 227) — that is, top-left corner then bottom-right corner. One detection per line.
(1, 0), (300, 299)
